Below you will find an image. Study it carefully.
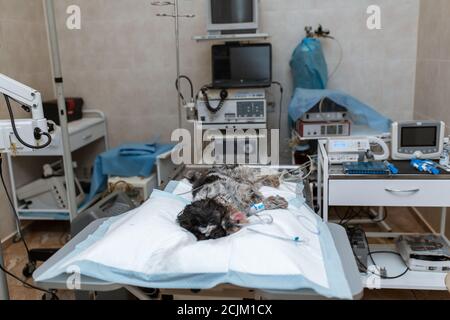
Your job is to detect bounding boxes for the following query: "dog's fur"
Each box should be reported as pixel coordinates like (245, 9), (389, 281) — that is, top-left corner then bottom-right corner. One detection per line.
(178, 167), (288, 240)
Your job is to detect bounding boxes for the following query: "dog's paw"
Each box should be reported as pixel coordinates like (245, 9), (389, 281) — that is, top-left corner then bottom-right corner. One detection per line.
(261, 175), (281, 188)
(264, 196), (289, 210)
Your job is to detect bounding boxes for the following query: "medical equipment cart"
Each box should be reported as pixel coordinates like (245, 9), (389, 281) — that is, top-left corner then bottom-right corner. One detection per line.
(5, 110), (109, 226)
(317, 139), (450, 291)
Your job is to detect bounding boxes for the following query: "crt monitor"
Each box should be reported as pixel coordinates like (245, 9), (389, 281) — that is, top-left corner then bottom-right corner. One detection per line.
(391, 121), (445, 160)
(212, 43), (272, 88)
(207, 0), (259, 33)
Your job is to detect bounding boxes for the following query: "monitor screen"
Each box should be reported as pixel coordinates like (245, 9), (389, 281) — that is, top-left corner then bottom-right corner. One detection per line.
(212, 44), (272, 88)
(401, 126), (438, 147)
(210, 0), (254, 24)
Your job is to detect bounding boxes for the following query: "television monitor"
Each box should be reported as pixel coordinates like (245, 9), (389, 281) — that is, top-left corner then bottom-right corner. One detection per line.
(207, 0), (259, 34)
(212, 43), (272, 88)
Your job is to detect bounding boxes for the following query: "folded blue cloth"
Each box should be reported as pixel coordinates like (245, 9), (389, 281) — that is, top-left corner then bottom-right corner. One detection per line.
(288, 88), (392, 133)
(118, 143), (157, 156)
(86, 143), (174, 203)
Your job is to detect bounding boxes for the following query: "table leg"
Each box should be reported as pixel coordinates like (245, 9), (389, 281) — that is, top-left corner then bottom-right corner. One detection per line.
(440, 207), (447, 235)
(0, 243), (10, 300)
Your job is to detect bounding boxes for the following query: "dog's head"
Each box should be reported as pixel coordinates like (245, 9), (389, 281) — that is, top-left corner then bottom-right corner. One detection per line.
(178, 199), (240, 241)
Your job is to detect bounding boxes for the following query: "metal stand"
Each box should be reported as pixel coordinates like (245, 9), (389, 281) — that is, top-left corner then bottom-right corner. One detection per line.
(44, 0), (78, 223)
(0, 243), (9, 300)
(151, 1), (195, 130)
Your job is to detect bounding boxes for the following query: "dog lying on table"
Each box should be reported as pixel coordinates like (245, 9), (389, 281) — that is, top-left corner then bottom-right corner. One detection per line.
(177, 166), (289, 241)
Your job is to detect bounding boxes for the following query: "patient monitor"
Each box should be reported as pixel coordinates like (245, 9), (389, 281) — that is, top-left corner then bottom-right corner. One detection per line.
(391, 121), (445, 160)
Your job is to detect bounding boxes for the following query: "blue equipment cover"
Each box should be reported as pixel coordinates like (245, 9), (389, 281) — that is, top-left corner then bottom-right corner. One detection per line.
(290, 37), (328, 90)
(288, 88), (392, 133)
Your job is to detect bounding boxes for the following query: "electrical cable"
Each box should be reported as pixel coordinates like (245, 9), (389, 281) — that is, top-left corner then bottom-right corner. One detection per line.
(200, 87), (228, 114)
(347, 225), (409, 280)
(0, 156), (31, 261)
(327, 37), (343, 81)
(175, 75), (194, 105)
(0, 156), (59, 299)
(0, 264), (58, 299)
(362, 230), (409, 279)
(3, 95), (52, 150)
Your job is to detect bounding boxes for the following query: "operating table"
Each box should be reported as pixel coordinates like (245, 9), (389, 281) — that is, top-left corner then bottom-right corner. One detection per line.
(32, 161), (364, 300)
(33, 218), (363, 300)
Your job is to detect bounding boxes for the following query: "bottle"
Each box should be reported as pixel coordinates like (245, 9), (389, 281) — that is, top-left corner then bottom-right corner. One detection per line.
(440, 146), (449, 167)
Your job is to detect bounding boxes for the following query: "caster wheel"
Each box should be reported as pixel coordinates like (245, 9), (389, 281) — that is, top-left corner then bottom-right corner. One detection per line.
(147, 288), (160, 299)
(23, 262), (36, 278)
(41, 291), (58, 300)
(13, 234), (22, 243)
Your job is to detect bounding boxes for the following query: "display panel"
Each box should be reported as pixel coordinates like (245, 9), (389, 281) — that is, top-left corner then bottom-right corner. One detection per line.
(401, 127), (438, 147)
(212, 44), (272, 88)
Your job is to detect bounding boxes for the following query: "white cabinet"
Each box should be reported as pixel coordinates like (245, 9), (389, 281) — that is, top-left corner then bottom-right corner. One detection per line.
(317, 140), (450, 292)
(6, 110), (108, 222)
(329, 179), (450, 207)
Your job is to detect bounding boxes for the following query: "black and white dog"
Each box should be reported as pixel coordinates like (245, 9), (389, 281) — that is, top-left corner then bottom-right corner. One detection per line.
(177, 167), (288, 240)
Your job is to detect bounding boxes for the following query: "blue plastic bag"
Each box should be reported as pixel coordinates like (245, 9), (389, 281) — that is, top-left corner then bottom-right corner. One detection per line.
(288, 88), (392, 133)
(290, 38), (328, 90)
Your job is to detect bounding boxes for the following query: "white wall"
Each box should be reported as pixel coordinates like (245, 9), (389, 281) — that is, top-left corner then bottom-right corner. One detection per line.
(53, 0), (420, 158)
(414, 0), (450, 237)
(0, 0), (54, 240)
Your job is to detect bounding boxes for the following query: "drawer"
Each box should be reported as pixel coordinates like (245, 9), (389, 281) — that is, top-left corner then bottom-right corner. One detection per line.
(70, 122), (105, 151)
(329, 179), (450, 207)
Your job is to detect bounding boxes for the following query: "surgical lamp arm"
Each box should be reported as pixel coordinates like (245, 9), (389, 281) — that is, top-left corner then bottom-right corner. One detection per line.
(0, 73), (52, 152)
(0, 73), (45, 121)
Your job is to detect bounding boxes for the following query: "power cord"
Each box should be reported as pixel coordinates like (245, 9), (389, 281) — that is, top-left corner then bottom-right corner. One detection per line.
(0, 156), (31, 261)
(200, 87), (228, 114)
(3, 95), (52, 150)
(347, 225), (409, 280)
(0, 156), (59, 299)
(0, 264), (59, 299)
(175, 75), (194, 105)
(327, 37), (343, 81)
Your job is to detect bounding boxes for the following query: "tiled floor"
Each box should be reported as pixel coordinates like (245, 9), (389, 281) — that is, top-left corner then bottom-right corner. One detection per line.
(1, 210), (450, 300)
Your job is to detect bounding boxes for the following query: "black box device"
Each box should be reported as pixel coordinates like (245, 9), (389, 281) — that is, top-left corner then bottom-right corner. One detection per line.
(212, 43), (272, 89)
(43, 97), (84, 125)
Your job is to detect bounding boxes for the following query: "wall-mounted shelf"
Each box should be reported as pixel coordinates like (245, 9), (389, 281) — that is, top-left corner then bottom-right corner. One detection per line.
(193, 33), (270, 42)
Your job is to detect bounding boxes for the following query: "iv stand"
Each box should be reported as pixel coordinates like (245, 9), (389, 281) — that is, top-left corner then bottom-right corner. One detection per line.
(151, 1), (195, 129)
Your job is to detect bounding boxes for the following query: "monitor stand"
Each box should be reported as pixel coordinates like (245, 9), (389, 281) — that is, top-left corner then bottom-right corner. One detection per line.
(209, 29), (258, 36)
(193, 32), (270, 42)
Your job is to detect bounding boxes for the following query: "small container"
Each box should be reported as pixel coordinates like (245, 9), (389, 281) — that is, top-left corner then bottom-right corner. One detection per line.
(439, 147), (450, 167)
(250, 203), (266, 215)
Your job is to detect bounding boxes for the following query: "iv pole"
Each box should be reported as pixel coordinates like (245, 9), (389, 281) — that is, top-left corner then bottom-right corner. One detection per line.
(43, 0), (78, 227)
(151, 1), (195, 129)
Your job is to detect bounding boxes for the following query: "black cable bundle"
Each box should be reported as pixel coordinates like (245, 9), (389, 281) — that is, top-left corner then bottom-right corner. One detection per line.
(3, 95), (52, 150)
